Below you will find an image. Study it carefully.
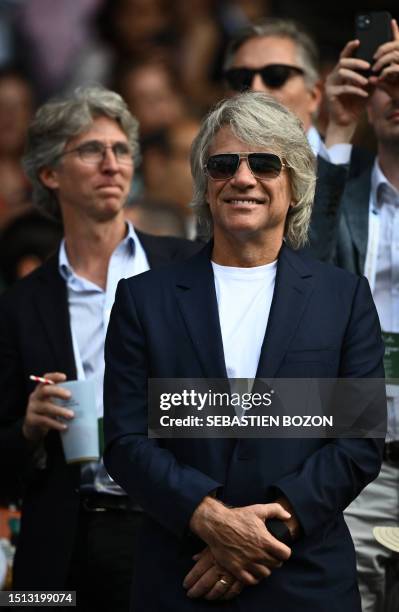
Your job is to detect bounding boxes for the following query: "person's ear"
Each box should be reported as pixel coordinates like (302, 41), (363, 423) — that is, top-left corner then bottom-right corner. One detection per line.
(308, 79), (323, 115)
(39, 167), (60, 190)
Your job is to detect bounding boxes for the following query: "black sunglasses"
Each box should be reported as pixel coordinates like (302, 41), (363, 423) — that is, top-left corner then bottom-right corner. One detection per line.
(224, 64), (305, 92)
(204, 153), (288, 181)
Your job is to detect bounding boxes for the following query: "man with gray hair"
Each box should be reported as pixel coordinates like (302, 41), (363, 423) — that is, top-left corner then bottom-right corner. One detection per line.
(103, 92), (384, 611)
(223, 19), (321, 145)
(0, 86), (198, 610)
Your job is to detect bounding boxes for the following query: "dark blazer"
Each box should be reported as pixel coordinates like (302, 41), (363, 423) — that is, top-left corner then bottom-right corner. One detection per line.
(0, 230), (200, 589)
(104, 242), (385, 612)
(308, 157), (373, 272)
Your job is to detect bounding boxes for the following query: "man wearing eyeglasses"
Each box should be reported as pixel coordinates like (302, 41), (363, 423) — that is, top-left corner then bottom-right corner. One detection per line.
(0, 86), (199, 611)
(103, 92), (385, 611)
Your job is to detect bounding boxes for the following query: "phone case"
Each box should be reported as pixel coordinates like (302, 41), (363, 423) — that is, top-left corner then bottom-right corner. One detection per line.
(355, 11), (392, 67)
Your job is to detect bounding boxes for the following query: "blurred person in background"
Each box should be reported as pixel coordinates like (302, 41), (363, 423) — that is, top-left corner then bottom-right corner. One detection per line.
(116, 60), (185, 141)
(99, 0), (227, 114)
(100, 0), (173, 62)
(140, 116), (201, 238)
(223, 19), (323, 154)
(162, 117), (202, 237)
(0, 67), (33, 228)
(115, 60), (201, 236)
(125, 197), (187, 238)
(95, 0), (176, 88)
(14, 0), (104, 101)
(172, 0), (223, 110)
(0, 208), (62, 289)
(115, 61), (191, 217)
(0, 1), (19, 67)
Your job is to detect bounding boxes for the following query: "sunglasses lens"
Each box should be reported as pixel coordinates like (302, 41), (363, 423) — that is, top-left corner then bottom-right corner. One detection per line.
(224, 68), (253, 92)
(206, 154), (283, 180)
(260, 65), (301, 88)
(248, 154), (282, 178)
(206, 154), (238, 179)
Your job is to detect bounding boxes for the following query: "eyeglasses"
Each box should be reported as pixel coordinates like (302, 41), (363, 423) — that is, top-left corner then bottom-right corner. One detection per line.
(204, 153), (288, 181)
(224, 64), (305, 92)
(59, 140), (134, 165)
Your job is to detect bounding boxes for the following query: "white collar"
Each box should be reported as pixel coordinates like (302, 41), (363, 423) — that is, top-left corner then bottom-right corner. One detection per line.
(371, 159), (399, 211)
(58, 220), (138, 280)
(306, 125), (322, 157)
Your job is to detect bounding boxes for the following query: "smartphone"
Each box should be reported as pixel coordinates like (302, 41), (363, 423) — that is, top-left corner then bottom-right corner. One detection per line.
(355, 11), (393, 73)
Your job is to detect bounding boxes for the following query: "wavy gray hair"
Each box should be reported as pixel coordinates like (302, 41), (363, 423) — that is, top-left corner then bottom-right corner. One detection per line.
(190, 92), (316, 249)
(224, 18), (320, 87)
(23, 86), (139, 220)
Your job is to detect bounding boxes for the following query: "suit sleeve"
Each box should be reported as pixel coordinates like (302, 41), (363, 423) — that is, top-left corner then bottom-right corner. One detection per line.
(306, 156), (349, 262)
(103, 279), (222, 538)
(271, 275), (385, 536)
(0, 295), (37, 490)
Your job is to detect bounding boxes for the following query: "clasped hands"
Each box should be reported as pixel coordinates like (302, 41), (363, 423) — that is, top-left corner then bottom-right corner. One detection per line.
(184, 497), (295, 602)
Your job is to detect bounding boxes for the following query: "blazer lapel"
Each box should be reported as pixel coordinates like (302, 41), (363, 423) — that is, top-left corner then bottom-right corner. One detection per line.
(34, 257), (77, 379)
(342, 167), (372, 274)
(256, 245), (315, 378)
(174, 243), (227, 379)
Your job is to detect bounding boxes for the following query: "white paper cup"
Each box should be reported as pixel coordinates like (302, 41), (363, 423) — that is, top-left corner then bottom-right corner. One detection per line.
(55, 379), (99, 464)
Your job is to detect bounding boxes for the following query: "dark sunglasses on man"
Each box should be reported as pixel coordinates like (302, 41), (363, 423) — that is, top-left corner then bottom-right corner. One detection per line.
(224, 64), (305, 92)
(204, 152), (288, 181)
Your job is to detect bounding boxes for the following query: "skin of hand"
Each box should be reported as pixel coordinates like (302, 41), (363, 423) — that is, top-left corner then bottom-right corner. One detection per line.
(275, 495), (301, 540)
(184, 495), (300, 600)
(183, 547), (244, 601)
(189, 497), (292, 586)
(22, 372), (74, 442)
(371, 18), (399, 95)
(325, 19), (399, 147)
(324, 39), (371, 146)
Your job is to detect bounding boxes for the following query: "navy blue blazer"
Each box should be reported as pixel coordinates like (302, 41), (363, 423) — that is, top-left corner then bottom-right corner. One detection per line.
(104, 243), (384, 612)
(308, 157), (373, 274)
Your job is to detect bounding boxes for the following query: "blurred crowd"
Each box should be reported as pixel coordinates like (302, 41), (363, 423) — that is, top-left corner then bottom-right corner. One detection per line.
(0, 0), (397, 290)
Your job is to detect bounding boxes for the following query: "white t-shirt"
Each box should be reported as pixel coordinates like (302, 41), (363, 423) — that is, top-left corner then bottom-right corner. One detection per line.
(212, 260), (277, 380)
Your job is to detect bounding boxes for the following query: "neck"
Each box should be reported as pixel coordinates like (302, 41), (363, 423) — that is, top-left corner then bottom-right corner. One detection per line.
(63, 211), (127, 288)
(303, 118), (312, 133)
(211, 229), (283, 267)
(377, 144), (399, 192)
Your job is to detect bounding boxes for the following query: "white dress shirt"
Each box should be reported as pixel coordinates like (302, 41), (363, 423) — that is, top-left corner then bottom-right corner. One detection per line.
(58, 222), (150, 493)
(364, 160), (399, 441)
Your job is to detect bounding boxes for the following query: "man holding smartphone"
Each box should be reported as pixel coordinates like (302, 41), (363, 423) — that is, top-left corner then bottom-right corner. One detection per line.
(310, 16), (399, 612)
